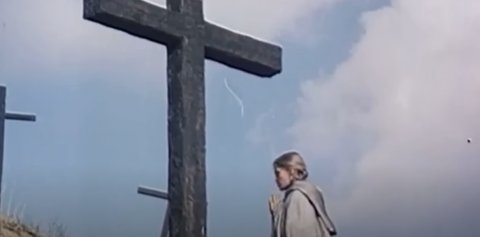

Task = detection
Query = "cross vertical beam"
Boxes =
[166,11,207,237]
[83,0,283,236]
[0,86,36,207]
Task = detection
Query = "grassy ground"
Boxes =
[0,215,67,237]
[0,215,43,237]
[0,187,68,237]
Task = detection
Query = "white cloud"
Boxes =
[204,0,336,42]
[290,0,480,235]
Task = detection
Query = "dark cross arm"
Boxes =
[0,87,36,122]
[84,0,186,46]
[138,185,169,200]
[84,0,282,77]
[5,112,36,122]
[204,23,282,77]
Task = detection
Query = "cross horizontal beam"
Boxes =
[85,0,185,46]
[138,185,169,200]
[204,23,281,77]
[5,112,36,122]
[84,0,282,77]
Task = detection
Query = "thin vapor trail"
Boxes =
[223,77,245,118]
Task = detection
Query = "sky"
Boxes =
[1,0,480,237]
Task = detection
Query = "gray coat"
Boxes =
[271,180,337,237]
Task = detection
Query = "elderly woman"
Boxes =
[269,151,337,237]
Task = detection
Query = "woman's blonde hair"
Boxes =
[273,151,308,180]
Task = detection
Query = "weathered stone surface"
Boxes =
[83,0,283,237]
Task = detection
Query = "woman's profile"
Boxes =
[269,151,337,237]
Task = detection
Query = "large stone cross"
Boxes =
[83,1,282,237]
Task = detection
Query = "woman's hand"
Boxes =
[268,194,281,215]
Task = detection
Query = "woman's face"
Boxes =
[274,166,293,190]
